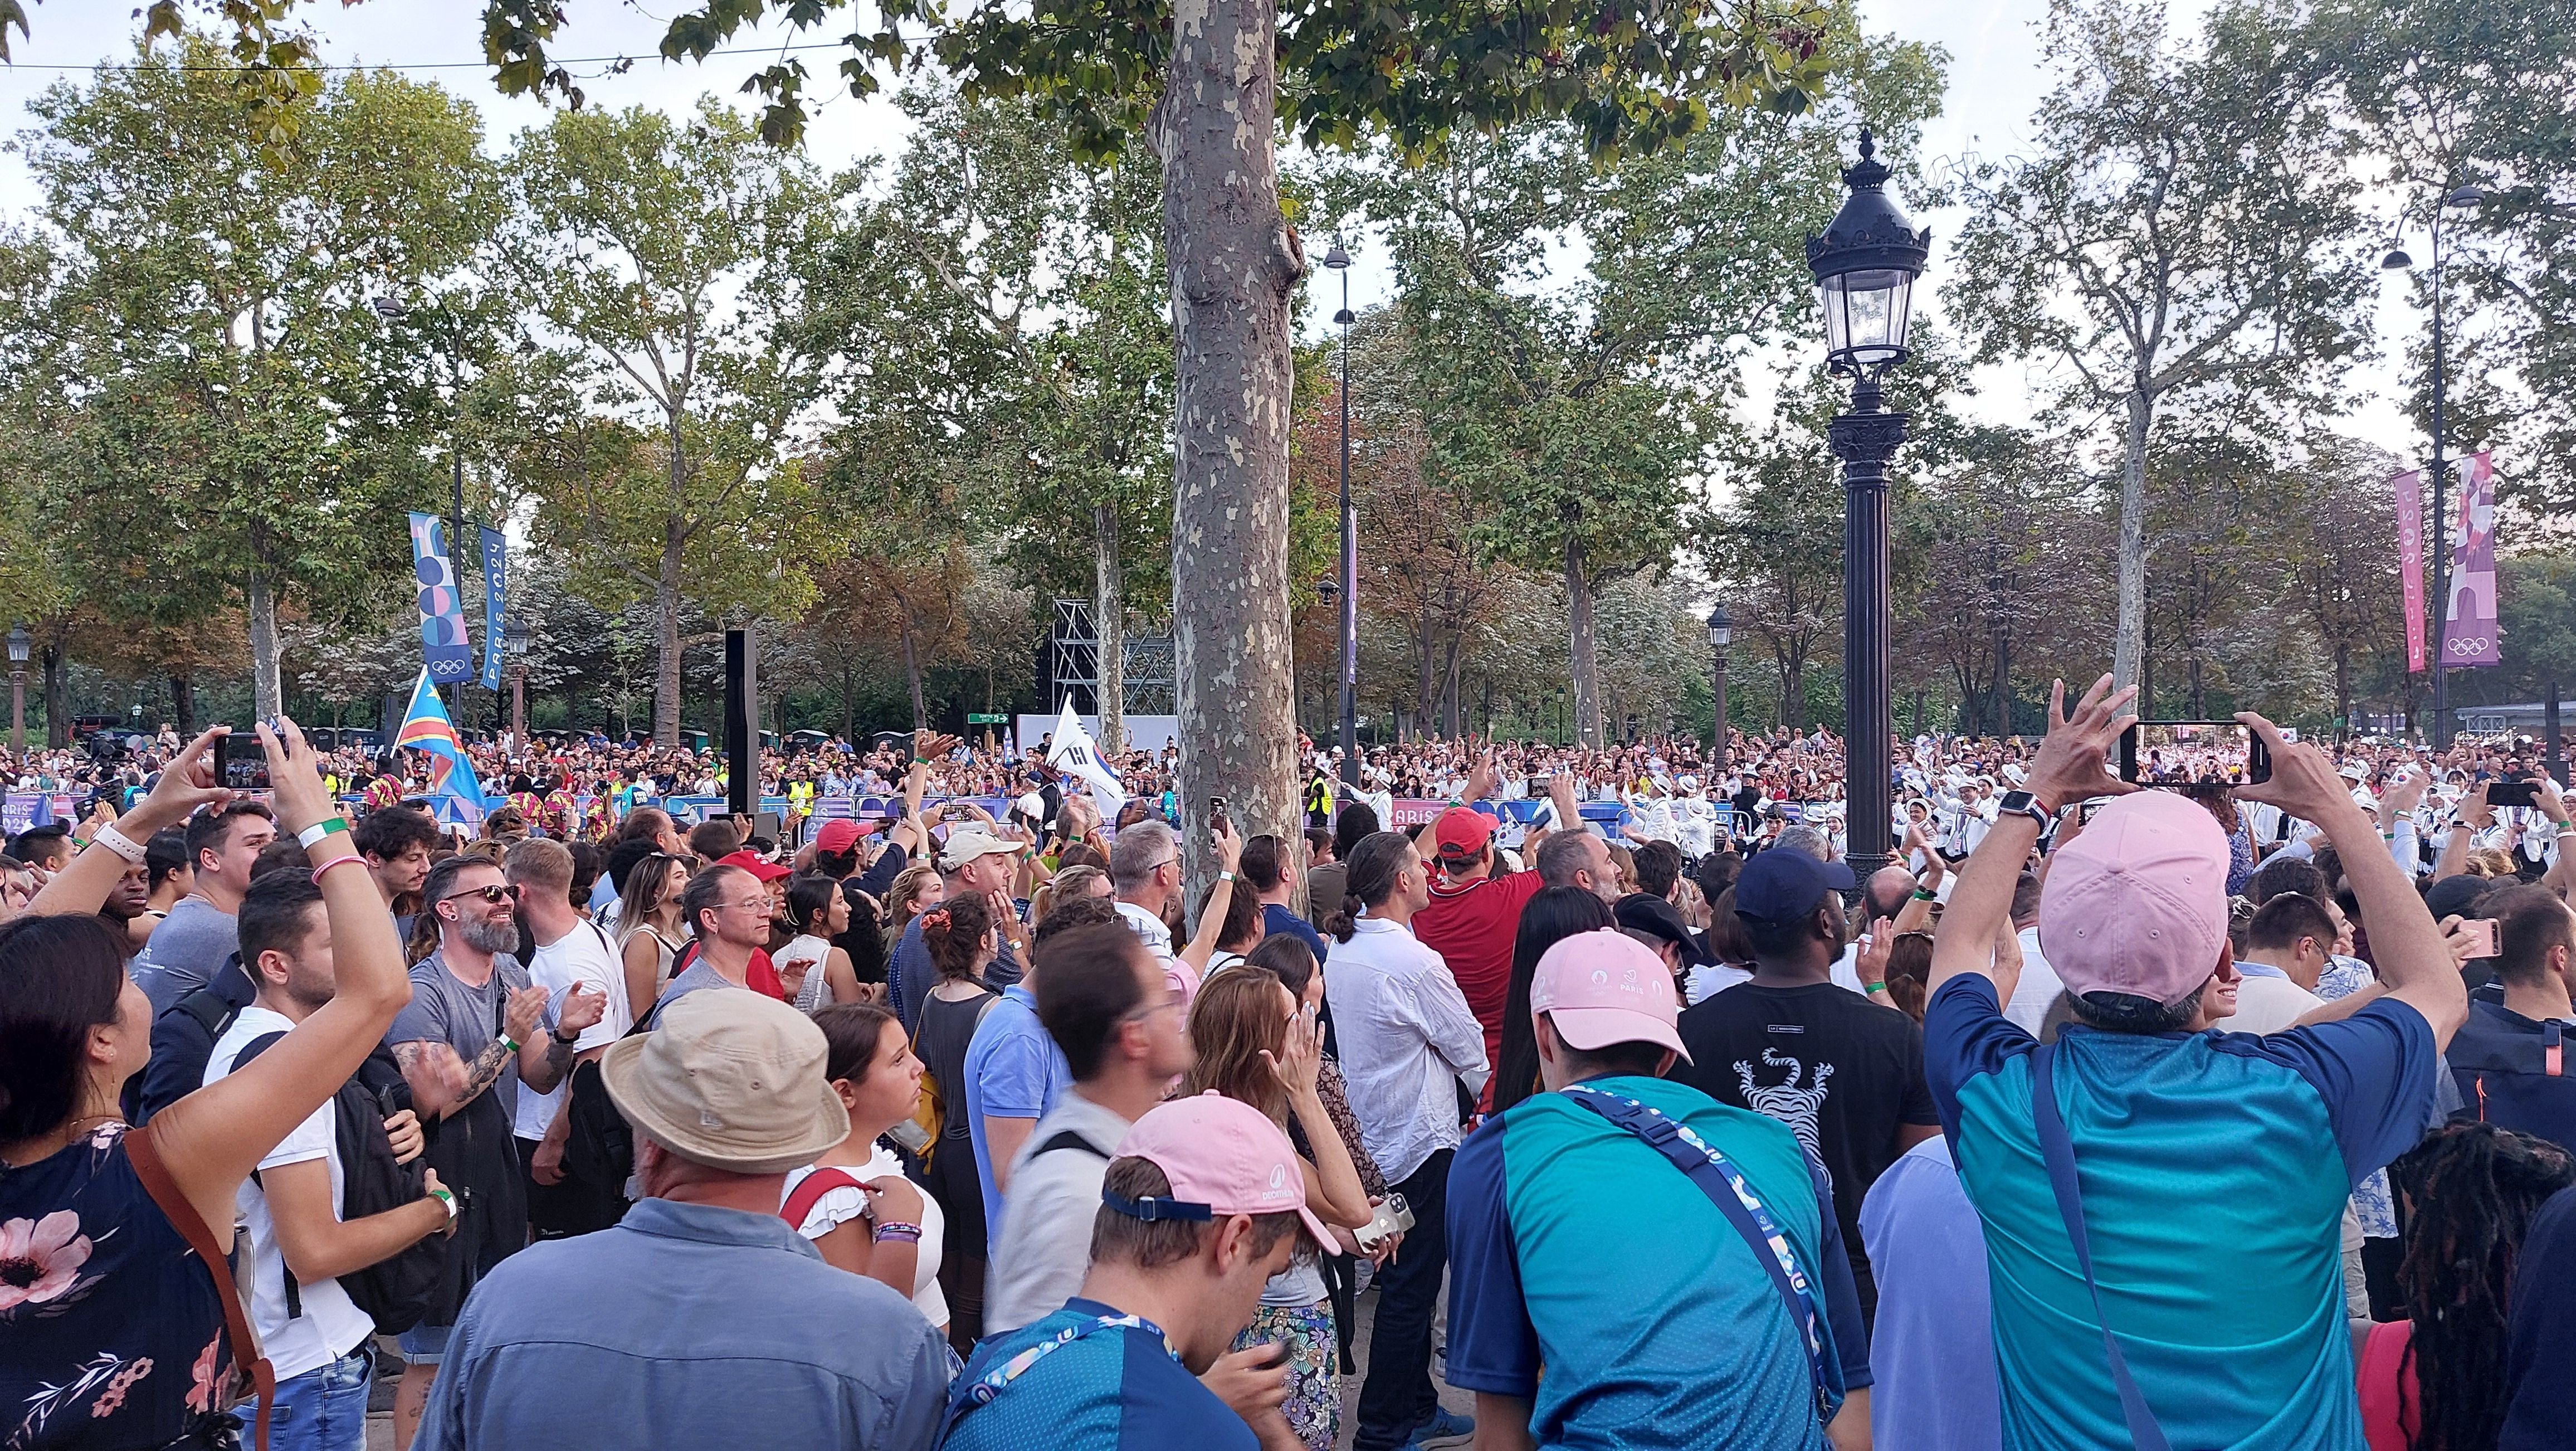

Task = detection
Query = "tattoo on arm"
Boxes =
[453,1037,511,1111]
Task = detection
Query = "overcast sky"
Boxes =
[0,0,2427,463]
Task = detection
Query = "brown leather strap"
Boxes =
[124,1126,274,1451]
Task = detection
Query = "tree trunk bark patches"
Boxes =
[1164,0,1301,923]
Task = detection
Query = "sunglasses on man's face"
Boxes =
[443,883,521,906]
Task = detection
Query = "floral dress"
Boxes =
[0,1124,235,1449]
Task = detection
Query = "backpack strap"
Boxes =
[1560,1086,1835,1421]
[227,1030,307,1321]
[125,1126,275,1451]
[2031,1042,2172,1451]
[174,974,242,1039]
[1033,1131,1109,1160]
[780,1167,869,1230]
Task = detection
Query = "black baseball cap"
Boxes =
[1614,893,1713,966]
[1732,849,1856,925]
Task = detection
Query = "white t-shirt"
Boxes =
[780,1145,949,1328]
[778,933,833,1014]
[2005,926,2068,1035]
[513,921,632,1141]
[2214,971,2325,1036]
[204,1006,377,1383]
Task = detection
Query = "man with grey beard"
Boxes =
[384,852,599,1449]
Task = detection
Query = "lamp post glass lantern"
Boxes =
[505,618,531,744]
[1706,605,1731,771]
[1324,233,1359,786]
[6,625,26,756]
[1808,126,1930,878]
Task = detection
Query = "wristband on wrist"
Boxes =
[1865,981,1887,995]
[1910,888,1936,902]
[310,854,368,888]
[296,816,350,849]
[871,1221,923,1243]
[429,1186,457,1221]
[498,1035,521,1055]
[91,822,149,865]
[551,1027,580,1046]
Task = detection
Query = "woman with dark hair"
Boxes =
[1178,970,1374,1450]
[1882,931,1937,1024]
[1490,888,1616,1116]
[1199,871,1266,977]
[782,1003,944,1332]
[909,892,998,1352]
[777,873,865,1013]
[0,722,416,1450]
[2358,1121,2576,1450]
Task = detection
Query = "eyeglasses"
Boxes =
[442,883,521,906]
[1120,995,1184,1026]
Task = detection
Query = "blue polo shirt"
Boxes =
[938,1298,1255,1451]
[962,983,1071,1247]
[1446,1074,1868,1451]
[1925,973,2438,1450]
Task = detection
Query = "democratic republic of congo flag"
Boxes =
[396,668,486,826]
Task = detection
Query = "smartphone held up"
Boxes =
[2118,721,2271,788]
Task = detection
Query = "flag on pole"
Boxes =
[2441,450,2501,668]
[396,668,486,826]
[407,513,474,684]
[2392,469,2426,673]
[477,526,508,692]
[1045,699,1129,805]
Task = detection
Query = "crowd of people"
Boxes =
[5,689,2576,1451]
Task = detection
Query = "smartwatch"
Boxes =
[1996,790,2052,829]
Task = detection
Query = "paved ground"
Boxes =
[361,1272,1474,1450]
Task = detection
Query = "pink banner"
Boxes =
[2442,450,2500,669]
[2392,469,2425,673]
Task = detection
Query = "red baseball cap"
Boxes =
[716,850,792,883]
[1432,807,1494,861]
[813,819,862,855]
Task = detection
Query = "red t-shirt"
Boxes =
[1413,869,1544,1087]
[747,947,788,1001]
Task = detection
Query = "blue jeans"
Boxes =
[240,1345,372,1451]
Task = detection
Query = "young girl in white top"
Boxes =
[780,1002,947,1332]
[617,852,691,1016]
[779,874,865,1013]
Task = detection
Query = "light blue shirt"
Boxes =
[1860,1136,1999,1451]
[961,983,1070,1250]
[416,1197,950,1451]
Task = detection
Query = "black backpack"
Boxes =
[235,1035,445,1334]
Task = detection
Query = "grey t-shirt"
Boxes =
[386,950,536,1123]
[133,897,241,1016]
[649,958,743,1023]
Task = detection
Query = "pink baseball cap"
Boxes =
[1529,929,1692,1063]
[2038,792,2231,1006]
[1109,1093,1338,1252]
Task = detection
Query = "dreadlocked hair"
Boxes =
[2388,1122,2576,1451]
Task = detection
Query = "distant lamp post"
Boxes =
[505,617,532,746]
[1808,126,1931,878]
[1323,234,1359,786]
[1706,604,1732,772]
[7,625,27,755]
[2383,183,2486,747]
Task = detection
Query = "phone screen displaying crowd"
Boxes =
[2119,721,2272,786]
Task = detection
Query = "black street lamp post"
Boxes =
[2382,183,2484,747]
[7,624,27,756]
[1706,604,1731,773]
[1808,128,1930,879]
[1324,235,1359,787]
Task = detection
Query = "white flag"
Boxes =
[1046,700,1129,805]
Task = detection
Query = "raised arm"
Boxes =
[2236,713,2467,1049]
[1179,820,1243,973]
[148,719,413,1239]
[1931,677,2134,997]
[2432,783,2490,883]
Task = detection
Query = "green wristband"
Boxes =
[1865,982,1888,994]
[296,816,350,849]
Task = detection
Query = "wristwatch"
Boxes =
[1996,790,2052,828]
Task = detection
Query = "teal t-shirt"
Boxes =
[1925,974,2437,1450]
[1446,1074,1868,1451]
